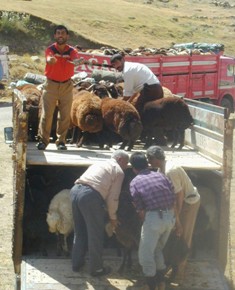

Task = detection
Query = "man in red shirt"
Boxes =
[37,25,83,150]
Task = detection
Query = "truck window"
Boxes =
[227,64,235,77]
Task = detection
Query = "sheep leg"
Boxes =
[118,247,133,274]
[126,249,132,269]
[177,129,185,149]
[62,235,70,257]
[69,126,80,145]
[171,129,179,149]
[119,140,127,150]
[51,107,58,142]
[40,238,48,257]
[56,234,63,256]
[118,248,128,274]
[127,141,134,151]
[76,134,85,147]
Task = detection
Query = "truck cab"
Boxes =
[218,55,235,113]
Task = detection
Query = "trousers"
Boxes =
[70,183,106,274]
[38,79,73,146]
[139,209,175,277]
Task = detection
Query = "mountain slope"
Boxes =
[1,0,235,55]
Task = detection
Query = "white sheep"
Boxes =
[46,189,73,256]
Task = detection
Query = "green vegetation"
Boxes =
[0,12,104,54]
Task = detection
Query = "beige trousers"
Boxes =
[38,79,73,146]
[174,200,200,282]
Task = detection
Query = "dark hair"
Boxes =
[54,25,69,35]
[146,146,165,160]
[110,53,124,64]
[130,152,148,170]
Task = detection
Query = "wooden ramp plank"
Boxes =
[26,142,222,171]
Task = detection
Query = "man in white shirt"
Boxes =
[146,145,200,286]
[70,150,129,277]
[110,53,163,103]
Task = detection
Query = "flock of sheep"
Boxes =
[19,76,194,151]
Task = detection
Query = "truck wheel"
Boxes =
[221,98,233,114]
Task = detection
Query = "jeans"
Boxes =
[139,209,175,277]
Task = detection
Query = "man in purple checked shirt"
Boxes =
[129,152,177,290]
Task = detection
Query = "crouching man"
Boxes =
[70,150,129,277]
[129,152,176,290]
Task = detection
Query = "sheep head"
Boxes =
[46,211,60,233]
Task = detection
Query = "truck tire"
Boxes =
[221,98,233,114]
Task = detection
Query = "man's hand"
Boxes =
[174,220,183,237]
[109,219,120,231]
[46,55,57,64]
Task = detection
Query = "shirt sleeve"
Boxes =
[166,167,182,194]
[106,171,124,220]
[45,47,53,58]
[70,47,81,60]
[129,181,144,211]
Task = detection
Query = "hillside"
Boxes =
[1,0,235,56]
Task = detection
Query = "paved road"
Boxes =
[0,103,15,290]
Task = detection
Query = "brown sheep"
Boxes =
[70,90,103,147]
[19,84,42,141]
[100,97,143,151]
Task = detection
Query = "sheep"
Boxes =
[100,97,143,151]
[106,168,142,274]
[19,84,42,141]
[140,96,194,149]
[46,189,74,256]
[19,84,58,142]
[70,89,103,147]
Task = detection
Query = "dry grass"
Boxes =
[1,0,235,55]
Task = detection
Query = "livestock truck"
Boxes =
[74,50,235,113]
[8,87,235,290]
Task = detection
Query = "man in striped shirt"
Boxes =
[129,152,176,290]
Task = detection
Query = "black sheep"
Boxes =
[141,96,194,149]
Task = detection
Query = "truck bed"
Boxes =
[21,255,230,290]
[26,142,222,171]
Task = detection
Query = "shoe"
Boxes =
[145,276,157,290]
[91,266,112,277]
[57,142,67,150]
[36,141,46,150]
[72,262,85,272]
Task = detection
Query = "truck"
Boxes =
[0,46,9,81]
[8,87,234,289]
[74,51,235,113]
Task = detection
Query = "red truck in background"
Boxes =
[75,51,235,112]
